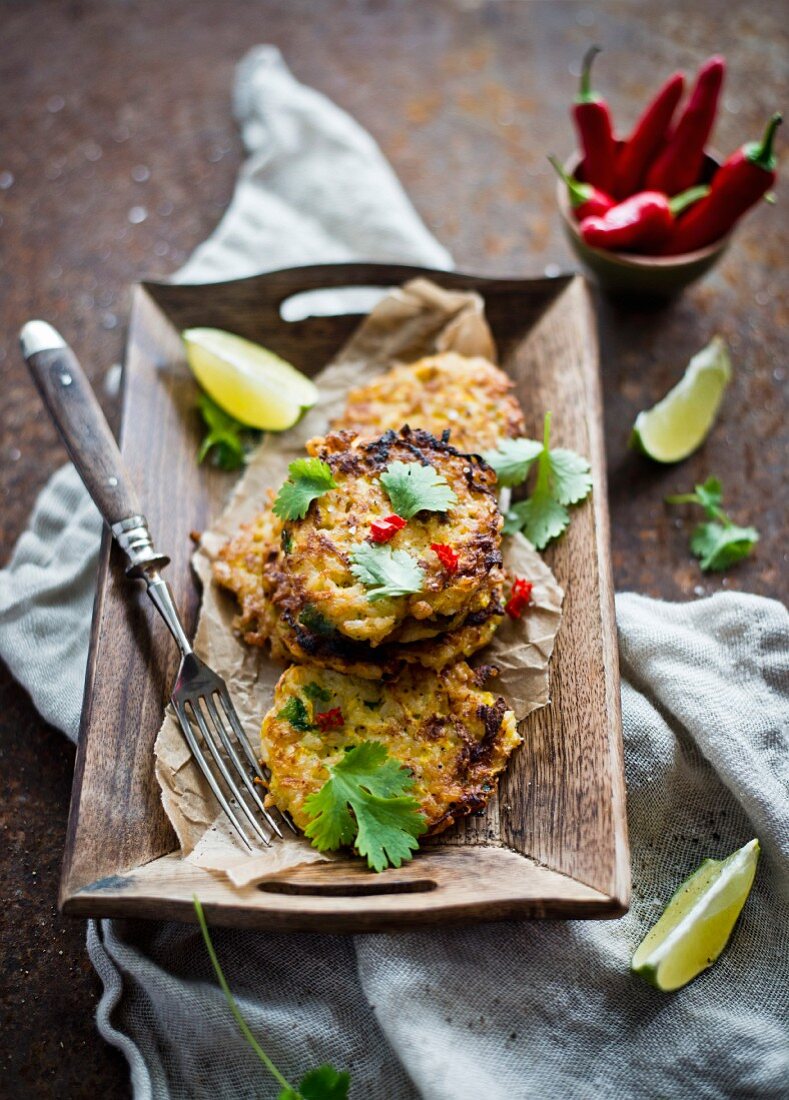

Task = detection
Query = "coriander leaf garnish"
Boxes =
[502,413,592,549]
[194,897,350,1099]
[303,681,332,704]
[507,496,569,551]
[547,448,594,505]
[277,696,314,732]
[303,741,427,872]
[272,458,336,521]
[482,437,543,487]
[349,542,423,601]
[197,393,253,471]
[666,477,759,572]
[689,522,760,572]
[380,460,457,519]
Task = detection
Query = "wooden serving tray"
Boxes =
[60,264,630,932]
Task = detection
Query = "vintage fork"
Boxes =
[20,320,292,851]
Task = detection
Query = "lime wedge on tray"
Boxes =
[183,327,318,431]
[632,838,760,992]
[630,336,732,463]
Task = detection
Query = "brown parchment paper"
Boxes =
[154,280,564,888]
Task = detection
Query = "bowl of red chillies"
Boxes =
[555,48,782,297]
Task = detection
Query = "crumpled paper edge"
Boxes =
[154,279,564,887]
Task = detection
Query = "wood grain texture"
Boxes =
[60,263,630,929]
[24,346,141,525]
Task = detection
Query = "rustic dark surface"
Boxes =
[0,0,786,1095]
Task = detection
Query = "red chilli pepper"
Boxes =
[572,45,617,196]
[431,543,459,573]
[615,71,685,198]
[548,155,615,221]
[645,56,725,195]
[315,707,344,731]
[580,185,709,253]
[665,113,782,255]
[370,514,406,543]
[505,578,533,620]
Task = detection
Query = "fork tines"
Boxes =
[173,669,295,851]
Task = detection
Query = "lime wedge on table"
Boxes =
[630,336,732,463]
[632,838,760,992]
[182,328,318,431]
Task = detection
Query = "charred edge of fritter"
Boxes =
[463,592,505,626]
[311,427,498,496]
[427,789,494,835]
[471,664,499,687]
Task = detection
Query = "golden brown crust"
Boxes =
[273,427,504,646]
[260,661,521,833]
[330,352,526,454]
[213,503,505,678]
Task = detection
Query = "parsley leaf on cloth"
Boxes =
[303,741,427,872]
[349,542,424,601]
[197,393,252,471]
[500,413,593,550]
[279,1066,351,1100]
[482,437,543,487]
[272,458,336,521]
[194,898,350,1100]
[666,476,759,572]
[380,460,457,518]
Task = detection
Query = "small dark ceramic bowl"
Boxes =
[557,152,731,298]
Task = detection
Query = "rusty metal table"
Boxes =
[1,1,786,1095]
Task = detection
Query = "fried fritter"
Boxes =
[273,427,504,646]
[260,661,521,834]
[331,352,526,453]
[213,499,505,678]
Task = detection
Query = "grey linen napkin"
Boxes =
[2,47,787,1100]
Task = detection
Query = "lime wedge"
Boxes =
[630,336,732,463]
[182,328,318,431]
[632,838,760,992]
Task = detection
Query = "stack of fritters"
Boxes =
[331,352,526,453]
[215,426,506,679]
[214,351,527,837]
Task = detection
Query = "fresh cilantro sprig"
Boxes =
[482,437,543,487]
[666,476,759,572]
[197,393,258,471]
[303,742,427,872]
[349,542,424,601]
[273,458,337,521]
[495,413,593,549]
[193,897,350,1099]
[380,461,457,519]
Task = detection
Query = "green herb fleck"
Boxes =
[272,458,337,521]
[277,696,314,732]
[380,460,457,519]
[666,477,759,572]
[303,682,332,705]
[281,528,292,554]
[363,698,382,710]
[299,605,335,636]
[349,542,424,602]
[303,741,427,872]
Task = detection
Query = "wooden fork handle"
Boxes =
[20,320,141,525]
